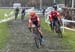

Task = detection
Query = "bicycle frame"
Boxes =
[53,21,63,38]
[32,24,42,48]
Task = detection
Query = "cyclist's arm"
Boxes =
[28,16,32,32]
[57,12,62,19]
[28,16,32,27]
[57,13,63,25]
[49,15,52,22]
[37,16,41,25]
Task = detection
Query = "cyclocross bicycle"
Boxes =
[31,24,44,48]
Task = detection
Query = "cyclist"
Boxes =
[15,7,19,20]
[28,11,44,40]
[49,3,62,32]
[21,8,25,21]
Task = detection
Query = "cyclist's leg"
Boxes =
[33,21,43,38]
[53,20,56,32]
[57,20,63,38]
[15,12,18,20]
[50,21,54,31]
[37,27,43,38]
[37,26,45,47]
[15,13,17,20]
[53,18,60,32]
[21,13,24,20]
[55,19,62,35]
[23,14,25,20]
[21,14,23,20]
[33,22,44,47]
[37,26,45,44]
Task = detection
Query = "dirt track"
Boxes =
[1,19,72,52]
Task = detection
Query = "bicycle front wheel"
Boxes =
[35,38,41,48]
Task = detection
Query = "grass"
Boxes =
[0,23,9,49]
[0,9,27,50]
[0,8,75,52]
[41,18,75,52]
[0,9,11,49]
[63,30,75,52]
[0,9,13,20]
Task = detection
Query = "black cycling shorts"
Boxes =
[32,21,40,28]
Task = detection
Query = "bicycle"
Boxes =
[31,24,44,48]
[53,20,63,38]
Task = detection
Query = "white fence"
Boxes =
[0,7,41,23]
[62,19,75,32]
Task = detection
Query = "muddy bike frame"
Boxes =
[32,25,43,48]
[53,20,63,38]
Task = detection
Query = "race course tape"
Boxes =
[0,16,14,23]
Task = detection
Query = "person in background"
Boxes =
[21,8,26,21]
[42,8,45,16]
[15,7,19,20]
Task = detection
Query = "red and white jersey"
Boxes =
[28,15,40,23]
[49,10,60,21]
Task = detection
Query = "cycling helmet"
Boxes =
[30,11,36,16]
[53,2,57,5]
[53,3,57,10]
